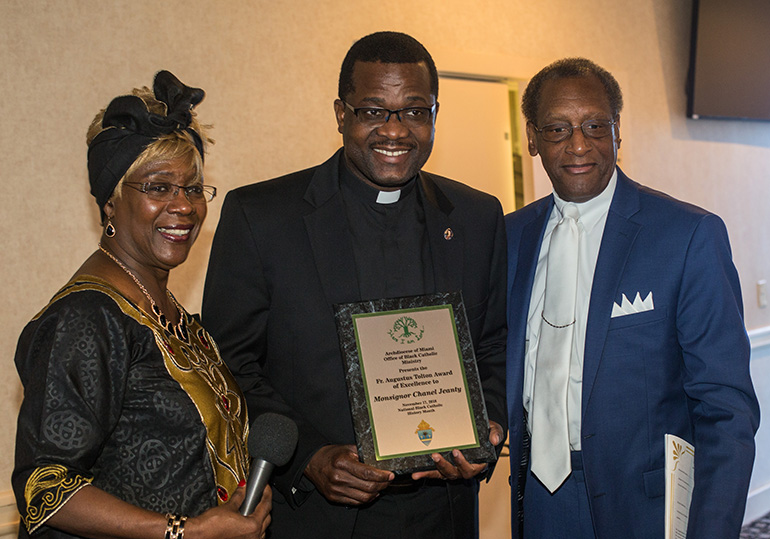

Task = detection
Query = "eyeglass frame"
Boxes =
[342,101,437,127]
[123,181,217,203]
[531,118,618,143]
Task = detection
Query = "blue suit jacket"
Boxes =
[506,169,759,538]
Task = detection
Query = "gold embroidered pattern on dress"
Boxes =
[24,464,92,532]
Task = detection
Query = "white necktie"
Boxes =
[531,203,580,492]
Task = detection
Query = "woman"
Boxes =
[12,71,271,539]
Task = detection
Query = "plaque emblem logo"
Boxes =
[416,420,435,446]
[388,315,424,343]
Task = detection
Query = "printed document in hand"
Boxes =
[665,434,695,539]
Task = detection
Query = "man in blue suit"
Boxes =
[506,57,759,538]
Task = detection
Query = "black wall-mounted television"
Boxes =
[686,0,770,121]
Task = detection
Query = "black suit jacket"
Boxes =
[202,149,507,538]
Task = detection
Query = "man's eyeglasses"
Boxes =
[343,101,436,128]
[532,119,617,143]
[124,181,217,203]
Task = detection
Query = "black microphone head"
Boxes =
[247,413,298,467]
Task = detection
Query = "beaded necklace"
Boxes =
[98,243,186,339]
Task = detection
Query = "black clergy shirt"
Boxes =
[339,160,435,301]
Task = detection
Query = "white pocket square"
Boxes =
[611,292,654,318]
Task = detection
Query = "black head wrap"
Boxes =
[87,70,205,218]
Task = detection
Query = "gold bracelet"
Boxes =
[164,514,187,539]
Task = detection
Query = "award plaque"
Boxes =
[334,292,497,474]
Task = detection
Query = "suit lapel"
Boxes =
[507,199,551,419]
[303,150,361,305]
[509,200,551,348]
[582,170,642,409]
[420,172,463,293]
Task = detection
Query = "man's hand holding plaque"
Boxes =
[304,444,394,505]
[412,421,504,481]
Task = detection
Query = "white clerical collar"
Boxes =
[553,169,617,233]
[376,190,402,204]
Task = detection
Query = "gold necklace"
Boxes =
[98,243,185,338]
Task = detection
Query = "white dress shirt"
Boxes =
[523,170,617,450]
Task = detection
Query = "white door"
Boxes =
[425,77,516,214]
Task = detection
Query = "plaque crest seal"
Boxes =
[416,420,435,446]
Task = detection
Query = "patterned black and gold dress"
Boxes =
[12,276,249,538]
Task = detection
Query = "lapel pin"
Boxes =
[443,228,453,240]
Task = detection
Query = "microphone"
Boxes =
[239,412,298,516]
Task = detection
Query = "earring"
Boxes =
[105,220,116,237]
